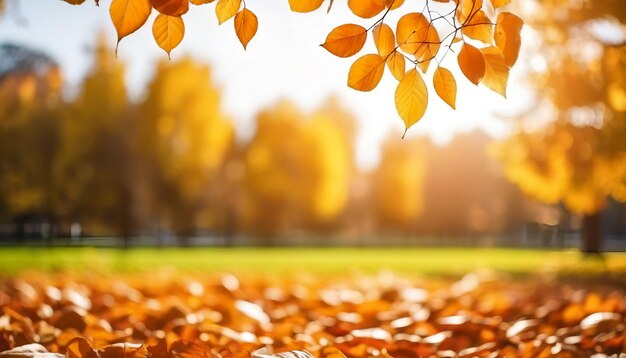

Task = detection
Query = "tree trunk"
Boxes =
[581,211,602,254]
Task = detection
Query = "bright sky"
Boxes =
[0,0,533,169]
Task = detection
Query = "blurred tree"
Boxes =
[138,59,234,240]
[0,44,63,238]
[243,100,353,238]
[373,135,426,233]
[58,37,136,241]
[496,0,626,253]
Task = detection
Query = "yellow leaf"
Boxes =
[433,67,456,109]
[110,0,152,47]
[150,0,188,16]
[386,51,405,81]
[348,0,384,19]
[152,14,184,59]
[234,8,258,49]
[458,43,484,85]
[481,47,509,97]
[462,10,493,44]
[191,0,214,3]
[495,12,523,68]
[373,23,395,56]
[396,13,440,64]
[288,0,324,12]
[347,54,386,92]
[490,0,510,8]
[395,68,428,131]
[383,0,404,10]
[457,0,482,24]
[321,24,367,58]
[216,0,241,24]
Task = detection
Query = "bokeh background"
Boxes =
[0,0,625,254]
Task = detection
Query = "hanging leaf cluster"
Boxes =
[320,0,523,132]
[64,0,258,57]
[62,0,523,133]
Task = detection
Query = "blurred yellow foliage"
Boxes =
[374,136,425,230]
[139,58,234,233]
[243,100,353,235]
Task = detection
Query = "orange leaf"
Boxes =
[494,12,523,68]
[383,0,404,10]
[321,24,367,58]
[373,23,395,56]
[66,337,97,358]
[457,0,483,25]
[110,0,152,48]
[396,13,440,63]
[458,43,485,85]
[386,51,405,81]
[150,0,188,16]
[288,0,324,12]
[348,0,384,19]
[320,347,347,358]
[216,0,241,24]
[490,0,510,9]
[152,14,184,58]
[348,54,386,92]
[433,67,456,109]
[481,47,509,97]
[462,10,493,44]
[234,8,258,49]
[191,0,214,3]
[395,68,428,131]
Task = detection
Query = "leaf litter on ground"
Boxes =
[0,270,625,357]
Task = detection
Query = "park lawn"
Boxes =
[0,247,625,277]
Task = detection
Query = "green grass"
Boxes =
[0,247,625,277]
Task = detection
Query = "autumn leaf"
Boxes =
[234,8,258,49]
[386,51,405,81]
[382,0,404,10]
[457,0,483,25]
[395,68,428,132]
[458,43,485,85]
[348,0,384,19]
[481,47,509,97]
[462,10,493,44]
[495,12,523,68]
[152,14,184,59]
[150,0,188,16]
[66,337,97,358]
[490,0,510,9]
[110,0,152,51]
[433,66,456,109]
[216,0,241,24]
[321,24,367,58]
[396,13,440,66]
[347,54,386,91]
[320,347,348,358]
[288,0,324,13]
[190,0,214,3]
[373,23,395,56]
